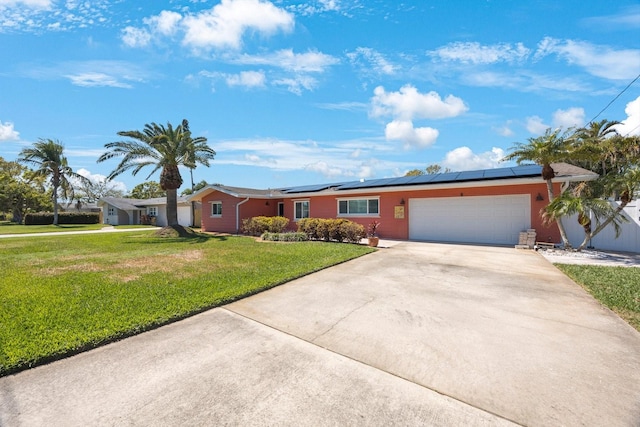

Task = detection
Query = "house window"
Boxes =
[108,207,115,216]
[211,201,222,217]
[338,197,379,216]
[294,200,309,221]
[147,207,158,217]
[278,202,284,217]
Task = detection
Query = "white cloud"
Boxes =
[233,49,339,73]
[534,37,640,80]
[429,42,530,64]
[273,75,318,95]
[614,95,640,136]
[0,120,20,140]
[371,84,468,120]
[493,122,515,137]
[225,70,266,88]
[181,0,294,51]
[385,120,439,149]
[552,107,585,129]
[0,0,51,8]
[121,26,152,48]
[144,10,182,36]
[64,72,133,88]
[346,47,398,76]
[442,147,505,171]
[291,0,342,16]
[526,116,549,134]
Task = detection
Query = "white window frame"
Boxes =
[294,200,310,221]
[147,206,158,217]
[337,197,380,217]
[107,206,115,216]
[210,201,222,217]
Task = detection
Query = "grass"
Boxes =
[0,231,373,376]
[556,264,640,332]
[0,222,105,234]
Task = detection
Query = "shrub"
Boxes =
[298,218,366,244]
[24,212,100,225]
[242,216,290,236]
[261,232,309,242]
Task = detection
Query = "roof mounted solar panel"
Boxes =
[483,168,516,179]
[512,164,542,176]
[456,170,485,181]
[424,172,461,183]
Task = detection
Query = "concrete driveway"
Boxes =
[1,242,639,426]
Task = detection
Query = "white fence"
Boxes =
[563,200,640,253]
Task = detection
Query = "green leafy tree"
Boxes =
[181,180,209,196]
[0,157,52,223]
[405,164,451,176]
[98,121,214,227]
[18,139,89,225]
[544,128,640,250]
[128,181,166,199]
[503,128,574,248]
[182,119,215,225]
[74,176,125,203]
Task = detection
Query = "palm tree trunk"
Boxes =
[166,189,178,226]
[546,179,571,249]
[52,185,59,226]
[190,169,195,227]
[576,202,628,251]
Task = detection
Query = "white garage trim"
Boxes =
[409,195,531,245]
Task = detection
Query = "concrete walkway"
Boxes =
[1,242,639,426]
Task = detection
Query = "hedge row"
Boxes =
[242,216,289,236]
[25,212,100,225]
[261,232,309,242]
[297,218,366,244]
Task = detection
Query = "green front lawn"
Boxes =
[0,222,107,234]
[556,264,640,332]
[0,232,374,375]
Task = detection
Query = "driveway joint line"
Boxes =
[221,307,525,426]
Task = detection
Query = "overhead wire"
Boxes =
[587,72,640,126]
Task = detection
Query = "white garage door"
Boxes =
[409,195,531,245]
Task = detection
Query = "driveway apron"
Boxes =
[1,241,639,426]
[228,242,640,426]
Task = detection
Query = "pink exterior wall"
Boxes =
[200,182,561,241]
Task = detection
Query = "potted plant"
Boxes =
[367,221,380,247]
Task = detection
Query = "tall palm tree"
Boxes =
[182,119,216,226]
[572,119,621,175]
[18,138,88,225]
[97,121,214,227]
[503,128,573,248]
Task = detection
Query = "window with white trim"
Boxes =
[338,197,379,216]
[147,206,158,216]
[108,207,115,216]
[294,200,309,221]
[210,201,222,217]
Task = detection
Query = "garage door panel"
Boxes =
[409,195,530,245]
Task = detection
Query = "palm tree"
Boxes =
[97,121,214,227]
[18,139,88,225]
[503,128,573,248]
[182,119,216,226]
[543,168,640,250]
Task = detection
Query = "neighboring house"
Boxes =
[188,163,600,247]
[58,201,101,213]
[98,196,201,227]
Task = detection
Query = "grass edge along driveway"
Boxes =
[0,231,374,376]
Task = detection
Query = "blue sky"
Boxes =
[1,0,639,194]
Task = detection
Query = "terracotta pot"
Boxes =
[368,237,379,247]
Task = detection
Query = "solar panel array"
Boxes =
[280,164,542,193]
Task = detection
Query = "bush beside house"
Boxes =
[25,212,100,225]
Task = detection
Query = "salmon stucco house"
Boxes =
[188,163,597,246]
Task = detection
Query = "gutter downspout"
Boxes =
[236,197,250,234]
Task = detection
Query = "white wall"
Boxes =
[564,201,640,253]
[150,204,192,227]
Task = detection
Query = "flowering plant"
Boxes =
[367,221,380,237]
